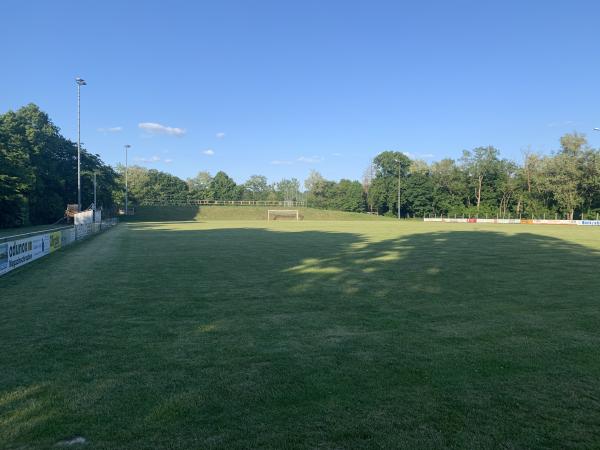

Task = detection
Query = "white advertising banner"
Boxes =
[75,223,93,238]
[444,218,470,223]
[423,218,584,225]
[0,234,50,276]
[1,219,118,278]
[61,228,76,246]
[0,242,8,275]
[74,210,94,225]
[473,219,520,224]
[532,219,578,225]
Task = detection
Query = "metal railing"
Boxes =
[136,199,307,207]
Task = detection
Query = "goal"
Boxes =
[267,210,300,221]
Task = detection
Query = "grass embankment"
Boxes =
[0,224,71,239]
[1,221,599,448]
[129,205,392,222]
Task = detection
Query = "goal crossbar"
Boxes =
[267,209,300,221]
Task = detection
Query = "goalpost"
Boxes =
[267,210,300,221]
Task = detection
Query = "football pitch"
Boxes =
[1,219,599,449]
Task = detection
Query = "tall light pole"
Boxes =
[93,172,97,210]
[75,77,86,211]
[397,159,402,220]
[124,144,131,215]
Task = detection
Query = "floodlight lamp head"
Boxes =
[594,127,600,131]
[76,77,87,86]
[124,144,131,149]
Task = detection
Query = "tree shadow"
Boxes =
[2,224,600,448]
[125,206,201,222]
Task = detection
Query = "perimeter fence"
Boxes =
[0,218,118,277]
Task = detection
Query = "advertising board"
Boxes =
[0,242,8,275]
[74,210,94,225]
[49,231,62,252]
[0,234,50,275]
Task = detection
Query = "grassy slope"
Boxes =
[1,221,600,449]
[129,205,393,222]
[0,224,71,239]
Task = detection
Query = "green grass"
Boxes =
[1,219,600,449]
[0,224,71,239]
[129,205,393,222]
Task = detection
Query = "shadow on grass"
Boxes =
[124,206,201,222]
[2,224,600,448]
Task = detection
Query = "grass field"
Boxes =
[1,213,600,449]
[128,205,394,222]
[0,224,71,239]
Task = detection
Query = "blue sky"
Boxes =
[3,0,600,184]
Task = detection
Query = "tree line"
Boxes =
[129,134,600,220]
[120,167,308,205]
[2,104,600,228]
[362,136,600,219]
[0,104,119,228]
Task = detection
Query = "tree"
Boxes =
[460,146,501,213]
[404,161,433,217]
[243,175,269,200]
[430,159,467,216]
[209,171,238,200]
[0,110,34,226]
[332,179,365,212]
[305,170,328,207]
[0,104,120,227]
[275,178,301,202]
[370,151,411,215]
[187,171,213,199]
[560,132,587,156]
[496,159,519,217]
[362,164,375,212]
[543,155,582,219]
[579,149,600,218]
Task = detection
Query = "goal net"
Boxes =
[267,210,300,221]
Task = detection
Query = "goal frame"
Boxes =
[267,209,300,221]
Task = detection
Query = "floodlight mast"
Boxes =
[93,172,97,210]
[75,77,86,211]
[397,159,402,220]
[124,145,131,215]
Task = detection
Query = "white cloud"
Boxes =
[164,158,173,163]
[270,160,293,165]
[332,152,342,157]
[402,151,413,158]
[97,126,122,133]
[203,149,215,156]
[138,122,186,136]
[297,156,323,163]
[134,155,161,163]
[547,120,574,128]
[216,132,226,139]
[420,153,435,159]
